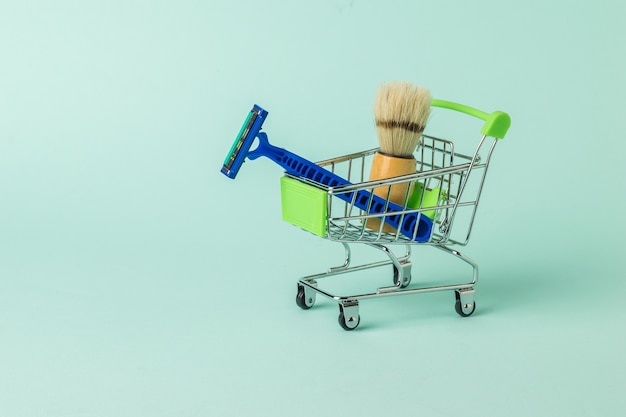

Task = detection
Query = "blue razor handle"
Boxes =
[248,132,433,242]
[221,104,432,241]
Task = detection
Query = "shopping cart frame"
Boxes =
[287,100,510,330]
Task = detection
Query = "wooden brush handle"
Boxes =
[367,152,417,233]
[369,152,417,204]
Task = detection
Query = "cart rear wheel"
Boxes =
[296,285,315,310]
[393,265,411,288]
[454,291,476,317]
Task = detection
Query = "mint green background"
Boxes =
[1,1,625,416]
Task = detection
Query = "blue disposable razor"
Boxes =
[221,105,433,242]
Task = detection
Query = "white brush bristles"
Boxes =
[374,81,432,157]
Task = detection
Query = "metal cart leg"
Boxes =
[432,244,479,317]
[328,242,351,273]
[372,244,412,292]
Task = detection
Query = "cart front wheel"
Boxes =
[296,285,315,310]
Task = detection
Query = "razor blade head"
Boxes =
[221,104,268,179]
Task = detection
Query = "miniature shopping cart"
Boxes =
[221,99,510,330]
[281,100,510,330]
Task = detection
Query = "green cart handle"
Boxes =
[431,99,511,139]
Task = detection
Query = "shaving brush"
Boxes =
[368,81,431,232]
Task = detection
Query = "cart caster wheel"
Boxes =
[338,311,360,331]
[393,265,411,288]
[296,285,315,310]
[338,301,360,331]
[455,290,476,317]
